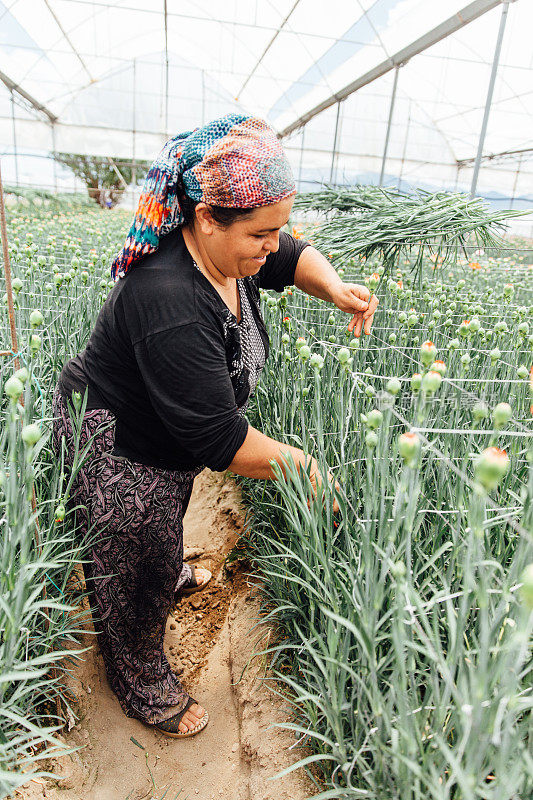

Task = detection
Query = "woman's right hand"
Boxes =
[308,457,341,514]
[227,427,341,513]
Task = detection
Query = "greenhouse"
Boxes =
[0,1,532,799]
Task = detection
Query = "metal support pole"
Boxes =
[298,126,306,192]
[509,152,523,209]
[163,0,169,136]
[397,101,411,190]
[51,122,57,193]
[132,58,137,207]
[470,1,510,198]
[379,65,399,187]
[201,70,206,125]
[329,101,341,184]
[10,90,19,186]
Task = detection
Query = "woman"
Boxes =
[52,113,378,739]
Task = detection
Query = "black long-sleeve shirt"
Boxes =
[58,227,310,472]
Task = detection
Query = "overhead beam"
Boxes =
[457,146,533,167]
[236,0,301,99]
[0,68,58,124]
[278,0,504,139]
[43,0,93,83]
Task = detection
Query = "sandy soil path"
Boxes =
[14,470,318,800]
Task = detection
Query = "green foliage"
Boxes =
[50,152,150,208]
[4,185,93,212]
[234,244,533,798]
[1,195,532,798]
[294,185,529,279]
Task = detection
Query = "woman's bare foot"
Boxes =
[178,702,206,733]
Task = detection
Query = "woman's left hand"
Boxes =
[331,283,379,337]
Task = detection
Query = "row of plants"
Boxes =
[0,190,531,798]
[234,192,532,798]
[0,201,129,797]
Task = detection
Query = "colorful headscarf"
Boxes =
[110,113,295,280]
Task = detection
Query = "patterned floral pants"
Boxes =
[52,386,204,724]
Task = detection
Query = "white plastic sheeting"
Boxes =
[0,0,531,207]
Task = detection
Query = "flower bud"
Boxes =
[366,409,383,430]
[310,353,324,372]
[337,347,350,364]
[517,365,528,380]
[14,367,29,384]
[22,424,41,446]
[492,402,512,429]
[468,317,480,333]
[458,321,470,338]
[448,338,460,351]
[12,277,23,294]
[431,360,446,376]
[490,347,501,364]
[29,334,41,352]
[29,309,43,328]
[299,345,311,361]
[422,370,442,394]
[386,377,401,396]
[295,337,306,350]
[365,431,378,450]
[398,432,421,466]
[4,375,24,400]
[410,373,422,392]
[54,504,66,522]
[366,273,380,292]
[472,401,488,422]
[420,341,437,368]
[474,447,509,491]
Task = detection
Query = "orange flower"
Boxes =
[469,261,481,270]
[397,280,403,289]
[292,226,303,239]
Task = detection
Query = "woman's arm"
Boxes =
[227,424,313,479]
[293,246,379,337]
[227,424,340,511]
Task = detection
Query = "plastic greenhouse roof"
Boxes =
[0,0,532,197]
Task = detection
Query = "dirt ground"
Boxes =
[14,469,319,800]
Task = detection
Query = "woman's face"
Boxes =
[195,195,295,279]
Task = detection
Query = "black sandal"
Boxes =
[152,696,209,738]
[175,564,212,597]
